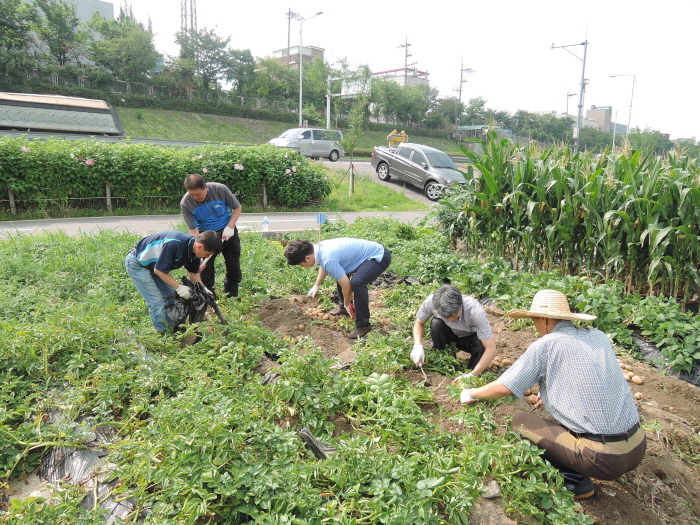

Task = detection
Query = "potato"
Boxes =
[527,394,539,404]
[625,374,632,381]
[297,325,305,331]
[631,376,643,385]
[634,392,643,400]
[531,385,539,395]
[624,365,633,371]
[501,358,512,366]
[323,314,330,320]
[524,388,532,396]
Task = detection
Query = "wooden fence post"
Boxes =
[105,182,112,213]
[8,189,16,216]
[262,179,268,208]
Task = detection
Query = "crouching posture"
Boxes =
[460,289,646,499]
[125,230,222,332]
[285,238,391,339]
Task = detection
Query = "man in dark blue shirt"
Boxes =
[125,230,222,332]
[181,174,242,298]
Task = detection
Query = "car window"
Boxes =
[425,152,457,169]
[411,151,427,166]
[280,129,300,138]
[299,130,312,139]
[397,147,413,160]
[313,130,341,141]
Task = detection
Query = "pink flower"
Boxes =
[285,169,290,174]
[21,146,30,152]
[289,181,293,185]
[292,167,297,172]
[85,159,95,165]
[202,168,208,173]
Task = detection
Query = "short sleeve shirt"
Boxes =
[416,294,493,340]
[180,182,241,232]
[133,231,201,274]
[499,321,640,435]
[315,238,385,282]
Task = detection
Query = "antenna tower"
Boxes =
[181,0,198,33]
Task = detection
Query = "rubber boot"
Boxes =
[559,469,595,500]
[223,281,238,298]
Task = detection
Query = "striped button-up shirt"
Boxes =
[499,321,640,435]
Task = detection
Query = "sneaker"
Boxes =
[560,470,595,500]
[347,325,372,339]
[329,307,349,316]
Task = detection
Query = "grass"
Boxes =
[117,107,463,154]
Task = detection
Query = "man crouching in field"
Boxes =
[125,230,222,332]
[459,289,646,499]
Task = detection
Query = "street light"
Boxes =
[298,11,323,127]
[610,74,636,135]
[566,89,577,115]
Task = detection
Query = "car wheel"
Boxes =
[424,181,443,201]
[377,162,391,181]
[328,150,339,162]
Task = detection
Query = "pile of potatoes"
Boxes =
[487,356,513,372]
[618,359,645,400]
[523,384,540,405]
[304,307,339,322]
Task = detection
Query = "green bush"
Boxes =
[0,138,332,209]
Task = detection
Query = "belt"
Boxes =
[571,422,640,443]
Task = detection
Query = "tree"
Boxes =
[87,4,158,83]
[628,127,674,155]
[31,0,91,66]
[463,96,487,125]
[175,26,231,91]
[0,0,36,88]
[252,57,297,100]
[226,48,255,95]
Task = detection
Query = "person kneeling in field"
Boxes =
[285,238,391,339]
[125,230,222,332]
[460,289,646,499]
[410,285,497,377]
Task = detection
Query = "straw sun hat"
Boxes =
[506,289,597,322]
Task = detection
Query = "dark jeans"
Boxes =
[430,317,486,369]
[337,247,391,328]
[199,227,242,290]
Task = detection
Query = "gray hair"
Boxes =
[432,285,463,318]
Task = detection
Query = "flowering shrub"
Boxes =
[0,137,332,208]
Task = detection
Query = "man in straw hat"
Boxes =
[410,284,497,376]
[459,289,646,500]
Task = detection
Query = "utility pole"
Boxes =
[456,58,474,127]
[552,39,588,154]
[566,89,577,115]
[397,36,411,86]
[285,9,302,67]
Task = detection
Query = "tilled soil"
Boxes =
[257,294,700,525]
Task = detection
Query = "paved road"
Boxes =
[320,159,434,206]
[0,210,431,239]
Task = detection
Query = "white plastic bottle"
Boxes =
[263,216,269,232]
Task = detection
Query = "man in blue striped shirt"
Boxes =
[125,230,222,332]
[459,289,646,500]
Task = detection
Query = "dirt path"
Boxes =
[257,294,700,525]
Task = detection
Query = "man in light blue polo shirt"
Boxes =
[285,238,391,339]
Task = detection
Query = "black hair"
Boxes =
[195,230,223,254]
[285,239,314,265]
[184,174,206,191]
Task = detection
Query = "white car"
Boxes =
[269,127,344,162]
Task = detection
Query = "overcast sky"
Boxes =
[128,0,699,140]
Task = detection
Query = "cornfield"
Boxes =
[438,133,700,307]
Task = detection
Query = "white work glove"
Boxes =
[222,226,236,241]
[176,285,191,299]
[452,372,474,384]
[307,284,320,298]
[202,285,214,297]
[410,344,425,366]
[460,388,477,404]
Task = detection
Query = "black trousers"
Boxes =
[430,317,485,369]
[337,247,391,328]
[199,227,242,290]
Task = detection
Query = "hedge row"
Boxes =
[0,137,332,208]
